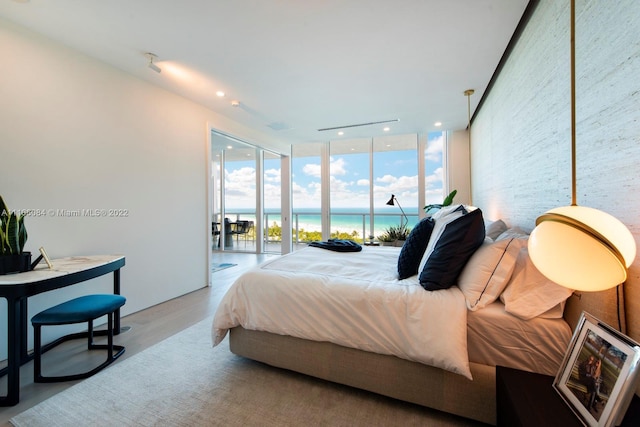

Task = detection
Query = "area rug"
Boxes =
[10,318,477,427]
[211,262,237,273]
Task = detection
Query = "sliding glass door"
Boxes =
[211,130,285,254]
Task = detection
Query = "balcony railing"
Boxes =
[219,211,420,250]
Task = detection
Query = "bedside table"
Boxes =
[496,366,640,427]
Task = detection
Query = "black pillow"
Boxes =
[397,217,434,279]
[419,208,485,291]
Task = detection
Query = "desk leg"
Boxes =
[114,268,121,334]
[19,298,28,362]
[0,298,22,406]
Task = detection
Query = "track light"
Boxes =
[145,53,161,73]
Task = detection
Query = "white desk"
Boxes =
[0,255,125,406]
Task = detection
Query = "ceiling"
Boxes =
[1,0,530,149]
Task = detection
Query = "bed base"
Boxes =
[229,327,497,425]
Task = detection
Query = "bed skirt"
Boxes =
[229,327,497,425]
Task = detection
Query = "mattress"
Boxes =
[467,300,572,376]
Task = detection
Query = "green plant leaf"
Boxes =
[6,213,20,254]
[0,221,7,255]
[18,215,27,253]
[0,196,28,255]
[424,189,457,213]
[442,189,457,207]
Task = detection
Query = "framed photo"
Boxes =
[39,246,53,269]
[554,312,640,426]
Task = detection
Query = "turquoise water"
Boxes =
[227,207,421,239]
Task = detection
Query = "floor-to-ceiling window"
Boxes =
[288,132,444,249]
[263,151,282,253]
[372,134,419,241]
[424,131,446,209]
[329,138,370,242]
[291,142,324,245]
[214,131,445,253]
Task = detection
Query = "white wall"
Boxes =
[0,18,279,355]
[446,129,471,207]
[471,0,640,341]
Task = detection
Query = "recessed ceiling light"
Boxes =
[434,122,442,127]
[226,145,233,149]
[338,131,344,136]
[216,91,225,97]
[383,127,390,132]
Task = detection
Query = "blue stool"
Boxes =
[31,294,126,382]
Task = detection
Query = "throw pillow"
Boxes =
[397,217,435,279]
[417,204,467,273]
[457,237,525,311]
[419,207,486,291]
[500,246,574,320]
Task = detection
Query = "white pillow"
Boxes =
[536,301,567,319]
[484,219,508,241]
[500,246,574,320]
[495,226,530,241]
[458,237,525,311]
[417,205,465,273]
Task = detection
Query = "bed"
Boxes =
[212,207,623,425]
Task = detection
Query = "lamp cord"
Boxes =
[616,284,623,332]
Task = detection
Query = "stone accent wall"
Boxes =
[472,0,640,341]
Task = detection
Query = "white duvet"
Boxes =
[212,246,472,379]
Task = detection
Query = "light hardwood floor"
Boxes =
[0,252,272,425]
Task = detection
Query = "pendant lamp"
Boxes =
[527,0,636,292]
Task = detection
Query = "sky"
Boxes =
[220,132,445,213]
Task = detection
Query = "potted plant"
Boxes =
[378,224,411,247]
[424,189,458,215]
[392,224,410,247]
[377,229,396,246]
[0,195,30,275]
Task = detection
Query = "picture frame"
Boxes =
[39,246,53,269]
[554,311,640,427]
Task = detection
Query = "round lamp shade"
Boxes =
[528,205,636,292]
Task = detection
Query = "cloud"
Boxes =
[302,162,321,178]
[373,174,420,205]
[329,157,347,176]
[263,167,281,183]
[376,174,397,184]
[223,167,256,207]
[426,133,444,162]
[426,167,443,185]
[301,156,348,179]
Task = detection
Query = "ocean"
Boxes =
[225,207,421,240]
